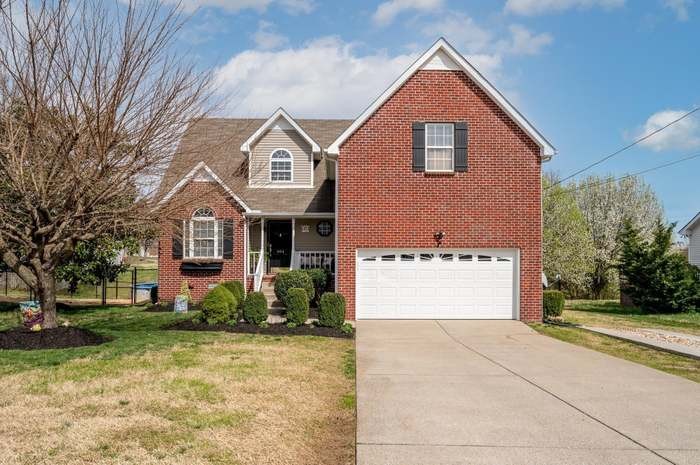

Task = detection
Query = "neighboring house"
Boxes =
[156,38,556,322]
[680,212,700,267]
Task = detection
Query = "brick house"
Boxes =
[156,39,556,322]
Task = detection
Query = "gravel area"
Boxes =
[612,327,700,349]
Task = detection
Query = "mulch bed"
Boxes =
[0,326,109,350]
[145,302,202,313]
[165,319,353,339]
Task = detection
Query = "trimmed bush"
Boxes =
[221,280,245,315]
[543,290,565,319]
[304,268,328,304]
[274,270,314,306]
[318,292,346,328]
[285,288,309,326]
[243,291,268,326]
[201,285,237,325]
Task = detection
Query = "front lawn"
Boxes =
[562,299,700,335]
[531,299,700,383]
[0,306,355,464]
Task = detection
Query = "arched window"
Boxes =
[185,207,222,258]
[270,149,293,182]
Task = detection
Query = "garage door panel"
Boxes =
[357,248,516,320]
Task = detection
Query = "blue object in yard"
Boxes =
[134,282,157,290]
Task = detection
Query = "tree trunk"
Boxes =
[37,271,58,329]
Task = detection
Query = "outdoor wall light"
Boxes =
[434,231,446,246]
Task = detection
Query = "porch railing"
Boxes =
[253,251,265,292]
[248,251,261,275]
[295,251,334,272]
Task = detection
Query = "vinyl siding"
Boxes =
[294,219,334,251]
[689,230,700,267]
[249,129,313,187]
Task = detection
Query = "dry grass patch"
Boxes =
[0,308,355,465]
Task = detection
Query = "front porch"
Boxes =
[246,216,335,293]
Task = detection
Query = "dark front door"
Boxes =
[267,220,292,269]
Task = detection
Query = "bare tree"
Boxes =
[0,0,212,327]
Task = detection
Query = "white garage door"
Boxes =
[356,249,517,319]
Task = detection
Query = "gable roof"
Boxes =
[157,161,252,212]
[240,108,321,154]
[680,211,700,236]
[327,38,556,160]
[157,118,352,214]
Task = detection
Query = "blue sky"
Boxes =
[166,0,699,230]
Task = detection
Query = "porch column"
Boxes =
[260,218,265,274]
[291,217,296,269]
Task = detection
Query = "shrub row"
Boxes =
[196,274,347,329]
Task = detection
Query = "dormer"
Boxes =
[241,108,320,188]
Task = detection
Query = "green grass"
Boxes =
[0,305,355,464]
[0,305,215,375]
[563,299,700,335]
[532,323,700,383]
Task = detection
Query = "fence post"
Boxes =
[131,268,137,305]
[115,275,119,300]
[4,272,7,297]
[101,278,107,305]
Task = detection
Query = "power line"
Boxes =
[547,150,700,196]
[547,106,700,189]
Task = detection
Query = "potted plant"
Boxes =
[174,280,193,313]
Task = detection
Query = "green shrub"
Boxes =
[221,280,245,315]
[243,292,268,326]
[341,323,354,336]
[543,290,565,319]
[285,288,309,326]
[201,285,237,325]
[304,268,328,304]
[274,270,314,306]
[318,292,346,328]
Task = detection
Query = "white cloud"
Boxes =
[504,0,625,16]
[372,0,444,26]
[506,24,553,55]
[633,109,700,152]
[213,37,417,118]
[155,0,314,14]
[253,21,288,50]
[663,0,692,21]
[420,15,552,77]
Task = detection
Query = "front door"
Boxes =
[267,220,292,270]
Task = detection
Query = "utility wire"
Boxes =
[547,106,700,189]
[547,150,700,196]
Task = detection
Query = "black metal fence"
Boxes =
[1,268,158,305]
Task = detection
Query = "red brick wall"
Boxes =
[337,69,543,322]
[158,182,246,301]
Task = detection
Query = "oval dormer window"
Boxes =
[270,149,292,182]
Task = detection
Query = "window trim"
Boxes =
[425,123,454,173]
[269,148,294,183]
[185,208,223,259]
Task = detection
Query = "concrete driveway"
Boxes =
[356,320,700,465]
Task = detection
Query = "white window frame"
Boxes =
[269,148,293,183]
[425,123,454,173]
[185,208,223,259]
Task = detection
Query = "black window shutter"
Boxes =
[412,122,425,172]
[454,122,468,172]
[172,220,183,259]
[223,219,234,259]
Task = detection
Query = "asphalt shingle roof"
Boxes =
[159,118,352,214]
